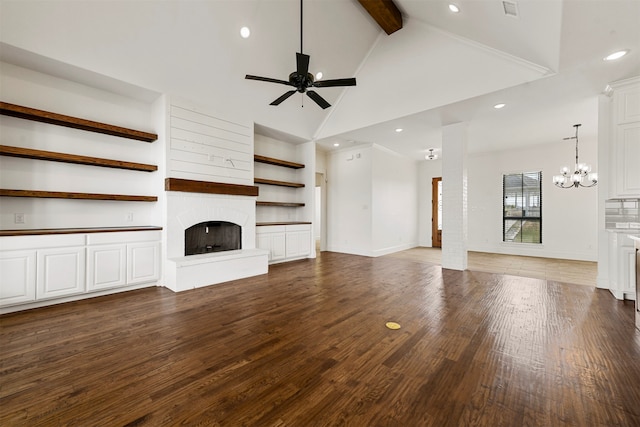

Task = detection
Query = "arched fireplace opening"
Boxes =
[184,221,241,256]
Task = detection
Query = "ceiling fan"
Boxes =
[245,0,356,109]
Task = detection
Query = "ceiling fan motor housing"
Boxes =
[289,71,315,92]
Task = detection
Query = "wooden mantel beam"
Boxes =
[357,0,403,35]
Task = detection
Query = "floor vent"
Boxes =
[502,1,519,17]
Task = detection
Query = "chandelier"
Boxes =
[552,124,597,188]
[425,148,438,160]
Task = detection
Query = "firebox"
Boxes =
[184,221,241,256]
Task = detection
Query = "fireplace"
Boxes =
[164,182,269,292]
[185,221,241,255]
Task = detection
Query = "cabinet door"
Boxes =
[37,247,86,299]
[256,234,273,261]
[285,231,311,258]
[614,122,640,198]
[87,245,127,291]
[271,233,286,261]
[127,242,160,285]
[296,230,311,257]
[0,250,36,306]
[622,247,637,297]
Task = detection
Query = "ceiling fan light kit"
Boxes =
[245,0,357,109]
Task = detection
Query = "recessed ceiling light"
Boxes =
[449,4,460,13]
[494,103,506,109]
[604,50,629,61]
[240,26,251,39]
[316,71,323,80]
[333,143,340,147]
[395,128,403,133]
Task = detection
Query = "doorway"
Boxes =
[432,177,442,248]
[315,172,327,252]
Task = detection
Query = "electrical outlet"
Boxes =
[125,213,133,222]
[14,213,25,224]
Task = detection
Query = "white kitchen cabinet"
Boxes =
[87,244,127,291]
[0,250,36,306]
[37,246,86,300]
[612,122,640,198]
[607,231,638,300]
[127,241,161,285]
[610,77,640,199]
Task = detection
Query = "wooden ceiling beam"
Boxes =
[357,0,403,35]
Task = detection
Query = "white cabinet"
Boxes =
[37,246,86,300]
[87,231,161,288]
[610,77,640,198]
[87,244,127,291]
[257,224,310,263]
[0,250,36,306]
[608,231,638,300]
[257,229,286,262]
[0,230,161,311]
[127,241,161,285]
[285,225,311,259]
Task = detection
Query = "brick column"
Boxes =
[441,122,468,270]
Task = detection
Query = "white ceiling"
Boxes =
[1,0,638,160]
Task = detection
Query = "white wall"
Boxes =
[0,62,163,230]
[327,144,418,257]
[327,145,373,255]
[371,145,418,255]
[417,139,598,261]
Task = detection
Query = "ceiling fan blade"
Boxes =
[296,53,310,77]
[246,75,293,86]
[306,91,331,109]
[270,90,297,106]
[313,77,357,88]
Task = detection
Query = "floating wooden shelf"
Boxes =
[256,222,312,226]
[254,155,305,169]
[165,178,259,196]
[0,145,157,172]
[256,201,305,207]
[0,226,163,237]
[0,101,157,142]
[254,177,305,188]
[0,189,157,202]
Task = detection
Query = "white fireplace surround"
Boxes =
[165,192,268,292]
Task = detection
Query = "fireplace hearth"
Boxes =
[185,221,241,256]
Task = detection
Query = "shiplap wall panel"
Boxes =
[168,102,253,185]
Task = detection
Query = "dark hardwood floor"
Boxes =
[1,252,639,426]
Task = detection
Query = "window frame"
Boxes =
[502,171,542,244]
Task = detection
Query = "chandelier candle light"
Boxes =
[552,124,597,188]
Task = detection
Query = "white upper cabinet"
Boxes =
[610,77,640,198]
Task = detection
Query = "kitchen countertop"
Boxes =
[606,228,640,233]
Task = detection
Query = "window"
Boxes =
[503,171,542,243]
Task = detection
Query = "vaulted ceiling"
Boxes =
[1,0,638,160]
